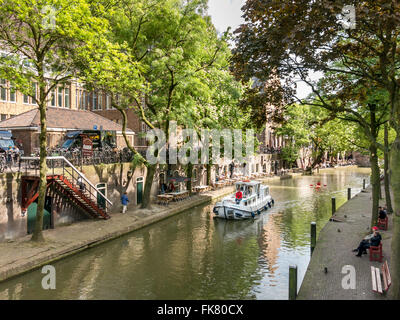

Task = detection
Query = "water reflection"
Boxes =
[0,167,370,300]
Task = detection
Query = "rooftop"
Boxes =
[0,108,133,133]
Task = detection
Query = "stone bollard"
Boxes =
[332,197,336,215]
[348,188,351,200]
[289,265,298,300]
[311,222,316,255]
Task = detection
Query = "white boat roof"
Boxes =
[235,180,262,186]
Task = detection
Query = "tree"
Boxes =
[232,0,400,297]
[82,0,245,208]
[0,0,109,241]
[276,104,355,170]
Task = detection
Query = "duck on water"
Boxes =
[213,180,274,220]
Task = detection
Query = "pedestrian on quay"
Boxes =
[352,226,381,257]
[121,192,129,213]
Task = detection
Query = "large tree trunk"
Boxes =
[206,163,211,185]
[141,163,156,209]
[384,123,393,213]
[369,144,380,228]
[390,136,400,299]
[186,162,193,195]
[31,101,47,242]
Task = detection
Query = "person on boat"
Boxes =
[353,226,381,257]
[235,189,243,204]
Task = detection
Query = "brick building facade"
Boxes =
[0,79,138,154]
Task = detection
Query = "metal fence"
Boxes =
[13,147,148,174]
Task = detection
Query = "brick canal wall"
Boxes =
[0,184,235,283]
[0,173,26,242]
[0,162,159,243]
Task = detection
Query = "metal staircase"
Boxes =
[20,156,112,220]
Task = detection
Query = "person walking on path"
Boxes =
[121,192,129,213]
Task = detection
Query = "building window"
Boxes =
[23,94,29,104]
[76,89,81,109]
[92,92,98,110]
[83,91,87,110]
[106,95,111,109]
[64,87,70,108]
[1,114,7,121]
[98,93,102,110]
[0,79,6,101]
[9,84,16,102]
[58,87,63,107]
[51,88,56,106]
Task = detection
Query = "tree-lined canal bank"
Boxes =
[0,167,370,299]
[297,181,393,300]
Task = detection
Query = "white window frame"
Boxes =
[64,87,70,108]
[0,79,7,102]
[58,87,63,107]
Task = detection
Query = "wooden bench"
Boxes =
[369,243,383,262]
[371,261,391,294]
[378,217,388,230]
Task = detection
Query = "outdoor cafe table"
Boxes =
[167,191,189,201]
[194,185,210,193]
[157,194,174,206]
[215,182,226,189]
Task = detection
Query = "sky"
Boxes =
[206,0,318,99]
[207,0,246,34]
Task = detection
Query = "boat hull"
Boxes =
[213,196,273,220]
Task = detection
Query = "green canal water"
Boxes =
[0,167,371,300]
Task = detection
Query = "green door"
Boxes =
[137,181,143,205]
[27,198,52,234]
[97,183,106,209]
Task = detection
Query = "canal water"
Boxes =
[0,167,370,300]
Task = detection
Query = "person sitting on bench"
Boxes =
[353,226,381,257]
[378,206,387,220]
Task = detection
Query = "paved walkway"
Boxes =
[297,184,393,300]
[0,185,236,283]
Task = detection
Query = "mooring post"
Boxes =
[289,265,298,300]
[347,188,351,200]
[363,178,366,190]
[332,197,336,215]
[311,222,316,255]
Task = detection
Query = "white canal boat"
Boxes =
[213,180,274,220]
